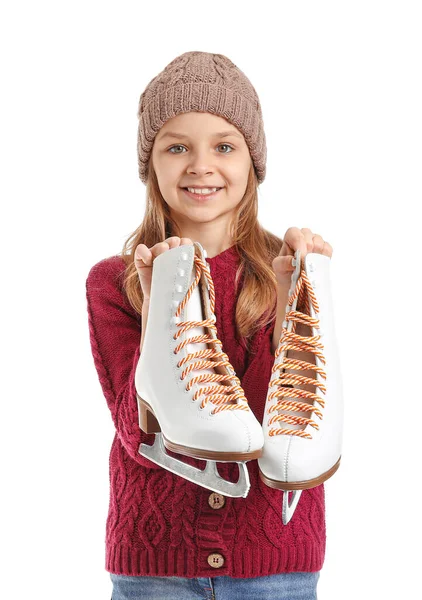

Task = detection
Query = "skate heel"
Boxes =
[137,394,161,433]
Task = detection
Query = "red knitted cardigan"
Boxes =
[85,245,326,578]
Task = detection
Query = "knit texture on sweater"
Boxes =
[85,245,326,577]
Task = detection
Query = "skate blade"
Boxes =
[259,457,341,524]
[282,490,302,524]
[139,433,251,498]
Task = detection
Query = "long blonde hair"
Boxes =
[119,159,283,352]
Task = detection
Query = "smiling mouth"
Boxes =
[181,187,223,191]
[181,187,224,200]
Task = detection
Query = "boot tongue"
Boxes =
[181,242,234,404]
[276,260,317,432]
[183,266,217,388]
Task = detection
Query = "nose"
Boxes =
[186,148,216,175]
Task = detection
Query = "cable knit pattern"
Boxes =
[85,245,326,577]
[169,476,197,549]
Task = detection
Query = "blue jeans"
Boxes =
[110,571,320,599]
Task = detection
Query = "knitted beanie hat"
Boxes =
[137,51,267,185]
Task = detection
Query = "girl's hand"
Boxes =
[272,227,333,289]
[135,237,194,300]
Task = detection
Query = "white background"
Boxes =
[1,1,420,598]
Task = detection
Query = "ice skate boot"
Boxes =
[135,241,264,497]
[258,249,343,524]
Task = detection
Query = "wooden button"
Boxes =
[207,553,225,568]
[208,492,226,509]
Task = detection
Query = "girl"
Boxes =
[86,50,333,600]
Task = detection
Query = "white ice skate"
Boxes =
[258,250,343,524]
[135,241,264,497]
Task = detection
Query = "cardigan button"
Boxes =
[207,553,225,569]
[208,492,226,509]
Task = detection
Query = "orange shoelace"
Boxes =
[267,257,327,439]
[172,253,249,415]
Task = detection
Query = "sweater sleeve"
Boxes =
[85,256,160,470]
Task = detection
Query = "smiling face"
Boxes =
[151,111,253,229]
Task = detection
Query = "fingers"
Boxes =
[151,237,193,258]
[280,227,308,259]
[135,244,153,268]
[302,230,333,257]
[272,254,297,273]
[305,230,324,253]
[162,236,192,249]
[180,238,194,247]
[280,227,333,260]
[134,237,194,301]
[322,241,333,258]
[135,237,194,269]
